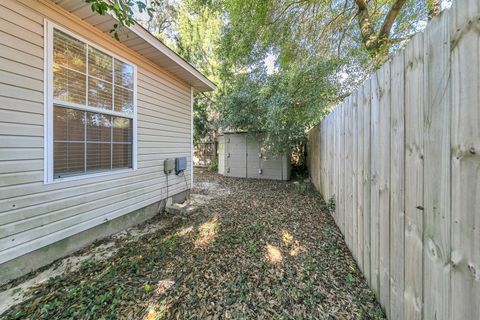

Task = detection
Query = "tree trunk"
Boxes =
[428,0,441,20]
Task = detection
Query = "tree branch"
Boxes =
[269,0,308,25]
[378,0,408,39]
[427,0,441,20]
[354,0,377,50]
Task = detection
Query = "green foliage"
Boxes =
[86,0,156,40]
[345,273,355,286]
[246,240,259,255]
[207,157,218,172]
[85,0,449,156]
[322,196,336,214]
[294,181,312,195]
[148,3,224,141]
[215,1,411,66]
[219,58,340,155]
[79,259,97,271]
[143,284,153,293]
[193,97,211,143]
[11,287,22,295]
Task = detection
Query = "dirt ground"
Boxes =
[1,169,384,319]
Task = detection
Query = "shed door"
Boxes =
[217,136,225,175]
[260,155,285,180]
[225,134,247,178]
[246,135,261,178]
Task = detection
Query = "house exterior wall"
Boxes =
[0,0,193,282]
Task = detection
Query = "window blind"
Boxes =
[51,28,135,179]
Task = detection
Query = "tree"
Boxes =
[85,0,157,40]
[355,0,409,57]
[427,0,442,20]
[148,2,225,143]
[219,58,340,155]
[213,0,440,74]
[86,0,450,154]
[87,1,448,67]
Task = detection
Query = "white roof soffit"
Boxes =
[51,0,216,92]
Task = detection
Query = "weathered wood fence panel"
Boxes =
[403,31,425,320]
[193,141,216,167]
[450,1,480,318]
[307,1,480,319]
[389,51,405,320]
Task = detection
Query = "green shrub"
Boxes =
[207,158,218,172]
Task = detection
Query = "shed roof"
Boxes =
[50,0,216,92]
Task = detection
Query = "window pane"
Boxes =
[87,143,111,171]
[112,144,132,169]
[88,46,112,82]
[54,107,86,178]
[51,28,135,178]
[112,116,132,169]
[54,142,85,177]
[54,65,86,105]
[114,85,133,114]
[113,117,132,142]
[88,77,112,110]
[114,59,134,89]
[54,106,85,142]
[53,29,86,73]
[86,112,111,142]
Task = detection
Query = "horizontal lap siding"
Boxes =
[0,0,193,265]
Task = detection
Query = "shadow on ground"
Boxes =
[1,169,384,320]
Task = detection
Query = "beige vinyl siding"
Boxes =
[0,0,193,265]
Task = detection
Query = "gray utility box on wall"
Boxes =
[164,158,175,174]
[217,132,290,180]
[164,157,187,175]
[175,157,187,174]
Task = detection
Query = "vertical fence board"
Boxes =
[450,0,480,318]
[357,88,365,273]
[423,9,453,320]
[370,72,381,296]
[323,121,326,190]
[345,97,353,250]
[352,92,358,261]
[320,121,324,191]
[330,114,334,199]
[403,32,425,320]
[324,117,328,196]
[389,50,406,320]
[340,104,346,234]
[378,62,392,317]
[362,80,372,286]
[335,108,340,223]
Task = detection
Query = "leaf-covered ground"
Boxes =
[2,169,384,319]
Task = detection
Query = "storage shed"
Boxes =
[217,133,290,180]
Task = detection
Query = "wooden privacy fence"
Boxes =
[193,141,217,167]
[307,1,479,319]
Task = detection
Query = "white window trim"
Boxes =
[44,19,138,184]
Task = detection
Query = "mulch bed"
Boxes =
[2,169,384,320]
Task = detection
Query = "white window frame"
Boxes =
[44,20,138,184]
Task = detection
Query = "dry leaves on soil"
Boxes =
[2,169,384,320]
